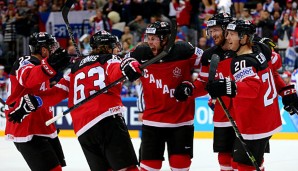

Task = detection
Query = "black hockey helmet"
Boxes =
[29,32,59,55]
[226,20,256,40]
[90,30,121,50]
[207,13,233,29]
[145,21,171,41]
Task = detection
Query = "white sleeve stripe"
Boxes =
[17,65,34,86]
[199,71,208,78]
[136,83,145,112]
[54,83,69,92]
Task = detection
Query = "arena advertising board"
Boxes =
[1,97,298,138]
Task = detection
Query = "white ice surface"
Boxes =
[0,137,297,171]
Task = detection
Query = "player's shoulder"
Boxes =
[71,54,119,73]
[253,41,272,62]
[240,51,268,71]
[201,46,218,65]
[11,55,40,73]
[128,43,154,63]
[170,41,197,57]
[164,41,199,61]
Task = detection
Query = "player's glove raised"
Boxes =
[42,48,70,76]
[174,81,194,101]
[280,85,298,115]
[8,94,43,123]
[206,78,237,98]
[120,57,142,81]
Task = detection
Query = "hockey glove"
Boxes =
[206,78,237,98]
[174,81,194,101]
[8,94,43,123]
[42,48,70,76]
[208,98,216,111]
[280,85,298,115]
[120,57,142,82]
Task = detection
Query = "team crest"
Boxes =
[173,67,182,78]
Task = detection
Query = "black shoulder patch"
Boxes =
[253,42,272,62]
[164,41,195,62]
[130,44,154,63]
[244,53,268,71]
[201,46,228,66]
[10,56,40,75]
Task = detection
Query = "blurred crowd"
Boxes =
[0,0,298,98]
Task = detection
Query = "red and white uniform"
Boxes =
[196,45,235,127]
[42,55,125,137]
[131,42,204,127]
[230,51,282,140]
[5,56,57,142]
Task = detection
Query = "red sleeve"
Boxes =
[37,78,69,107]
[270,51,282,71]
[273,71,286,94]
[192,78,208,97]
[106,60,123,82]
[197,64,209,83]
[16,64,52,88]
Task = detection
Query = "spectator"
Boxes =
[176,0,192,42]
[255,10,275,40]
[276,12,293,49]
[232,0,246,18]
[121,26,134,46]
[108,11,125,39]
[79,34,92,56]
[251,2,263,20]
[102,0,121,17]
[89,9,111,34]
[240,8,253,21]
[197,37,209,50]
[0,65,8,99]
[127,15,147,43]
[280,0,294,20]
[282,70,292,85]
[168,0,178,19]
[263,0,275,13]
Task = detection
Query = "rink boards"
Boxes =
[1,97,298,139]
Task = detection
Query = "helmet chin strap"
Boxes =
[235,36,247,53]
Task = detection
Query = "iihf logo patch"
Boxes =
[173,67,182,78]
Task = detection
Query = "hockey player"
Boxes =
[8,30,142,171]
[207,20,282,171]
[126,21,205,171]
[5,32,70,171]
[254,37,298,116]
[194,13,237,171]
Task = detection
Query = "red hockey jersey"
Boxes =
[43,55,125,137]
[230,51,282,140]
[130,42,204,127]
[197,46,235,127]
[5,56,57,142]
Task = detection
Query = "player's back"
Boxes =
[67,54,125,136]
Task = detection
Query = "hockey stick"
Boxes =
[208,54,261,171]
[45,19,177,126]
[0,98,5,105]
[62,0,82,57]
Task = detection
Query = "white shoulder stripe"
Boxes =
[54,83,69,92]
